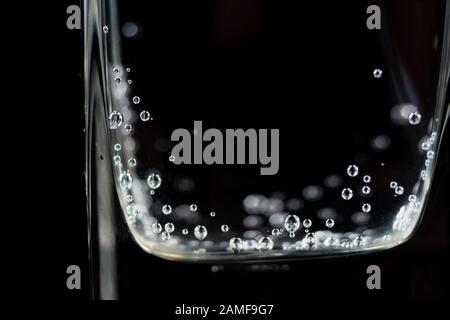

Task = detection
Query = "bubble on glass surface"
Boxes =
[271,228,281,237]
[162,204,172,215]
[182,229,189,235]
[169,155,176,162]
[119,171,132,191]
[128,158,136,167]
[362,203,372,213]
[221,225,229,233]
[324,174,342,189]
[114,143,121,151]
[408,195,417,203]
[421,142,431,151]
[124,124,132,132]
[303,219,312,229]
[152,223,162,234]
[210,211,216,217]
[194,225,208,240]
[113,155,121,165]
[347,165,359,177]
[363,175,371,183]
[373,68,383,78]
[109,111,123,129]
[113,67,120,73]
[132,96,141,105]
[426,151,435,159]
[190,204,198,212]
[341,188,353,200]
[395,186,404,195]
[302,185,323,201]
[258,236,274,251]
[126,204,136,215]
[421,170,428,180]
[161,231,170,241]
[284,214,301,238]
[114,77,122,84]
[408,112,422,125]
[229,237,243,253]
[353,235,365,247]
[390,103,418,125]
[140,110,151,122]
[122,22,139,38]
[126,194,133,203]
[325,219,335,228]
[102,26,109,34]
[390,181,398,189]
[304,233,316,246]
[370,135,391,151]
[164,222,175,233]
[147,173,162,190]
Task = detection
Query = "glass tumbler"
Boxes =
[84,0,449,299]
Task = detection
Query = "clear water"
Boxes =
[86,0,449,262]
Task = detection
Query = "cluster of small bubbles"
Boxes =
[341,188,353,200]
[140,110,151,122]
[408,195,417,203]
[390,181,398,189]
[271,228,281,237]
[126,194,133,203]
[373,69,383,78]
[114,143,122,151]
[102,26,109,34]
[114,77,122,84]
[363,175,371,183]
[119,171,132,191]
[161,231,170,241]
[426,151,435,159]
[194,225,208,240]
[113,155,121,165]
[182,229,189,235]
[124,124,132,132]
[258,236,274,251]
[132,96,141,104]
[347,165,359,177]
[303,219,312,229]
[353,235,364,247]
[162,204,172,215]
[109,111,123,129]
[164,222,175,233]
[304,233,316,246]
[190,204,198,212]
[284,214,301,238]
[325,218,335,228]
[229,237,243,253]
[147,173,162,190]
[395,186,404,195]
[128,158,136,167]
[362,203,372,213]
[362,185,371,195]
[210,211,216,217]
[221,225,229,233]
[152,223,162,234]
[408,112,422,125]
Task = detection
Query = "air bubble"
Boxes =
[182,229,189,235]
[194,225,208,240]
[362,203,371,213]
[347,165,359,177]
[114,77,122,84]
[284,214,301,238]
[169,155,175,162]
[304,233,316,246]
[162,204,172,215]
[190,204,198,212]
[362,186,371,195]
[363,175,371,183]
[421,142,431,151]
[325,219,335,228]
[140,110,151,122]
[114,143,121,151]
[426,151,435,159]
[395,186,404,195]
[103,26,109,34]
[152,223,162,234]
[408,195,417,203]
[113,155,121,165]
[132,96,141,104]
[229,237,243,252]
[161,231,170,241]
[119,171,132,191]
[109,111,123,129]
[124,124,132,132]
[126,195,133,203]
[341,188,353,200]
[373,69,383,78]
[147,173,162,190]
[210,211,216,217]
[128,158,136,167]
[258,236,274,251]
[164,222,175,233]
[221,225,229,233]
[408,112,422,125]
[390,181,398,189]
[271,228,281,237]
[303,219,312,229]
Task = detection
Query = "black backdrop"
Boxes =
[47,0,448,304]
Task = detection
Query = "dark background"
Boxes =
[47,0,448,304]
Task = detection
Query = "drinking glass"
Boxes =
[84,0,449,298]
